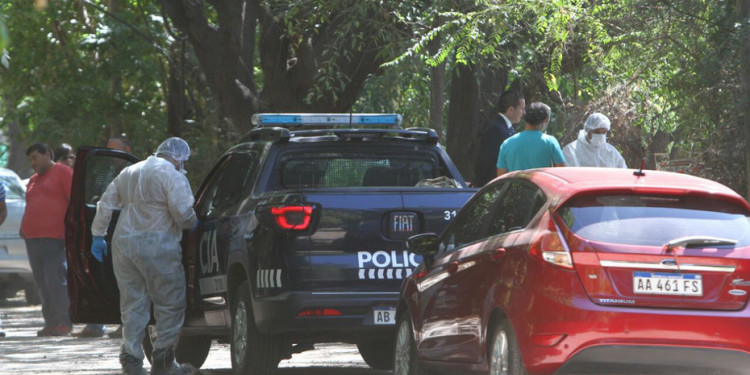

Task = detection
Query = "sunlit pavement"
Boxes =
[0,292,390,375]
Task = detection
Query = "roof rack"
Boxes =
[290,128,438,144]
[251,113,403,128]
[239,127,291,143]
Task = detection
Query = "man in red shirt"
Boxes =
[21,143,74,336]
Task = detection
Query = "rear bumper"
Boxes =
[0,237,31,275]
[0,237,32,292]
[520,296,750,375]
[556,345,750,375]
[252,291,399,339]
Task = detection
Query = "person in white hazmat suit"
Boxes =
[90,137,198,375]
[562,113,628,168]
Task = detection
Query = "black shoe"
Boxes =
[150,347,194,375]
[120,351,148,375]
[72,326,104,338]
[108,326,123,338]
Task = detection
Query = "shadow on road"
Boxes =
[203,368,390,375]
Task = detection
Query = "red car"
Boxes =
[395,167,750,375]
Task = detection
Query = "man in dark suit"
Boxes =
[473,91,526,187]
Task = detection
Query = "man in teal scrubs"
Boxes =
[496,102,566,176]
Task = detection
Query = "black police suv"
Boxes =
[65,113,477,374]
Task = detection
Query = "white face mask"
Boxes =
[178,160,187,175]
[589,133,607,147]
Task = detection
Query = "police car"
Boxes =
[65,114,476,374]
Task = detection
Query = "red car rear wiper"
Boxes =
[663,236,737,252]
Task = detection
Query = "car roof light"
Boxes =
[251,113,403,128]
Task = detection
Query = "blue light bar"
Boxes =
[251,113,403,128]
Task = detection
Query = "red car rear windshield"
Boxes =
[558,194,750,247]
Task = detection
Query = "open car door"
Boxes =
[65,147,139,323]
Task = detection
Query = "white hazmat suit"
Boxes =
[563,113,627,168]
[91,138,197,372]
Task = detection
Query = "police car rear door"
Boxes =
[65,147,138,324]
[186,150,263,326]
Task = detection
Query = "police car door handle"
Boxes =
[491,247,507,261]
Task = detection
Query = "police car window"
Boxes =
[277,152,440,189]
[199,153,257,219]
[439,183,505,254]
[84,154,134,205]
[487,181,545,236]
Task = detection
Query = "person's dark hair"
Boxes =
[54,143,74,162]
[108,134,131,150]
[26,143,52,158]
[498,91,525,113]
[524,102,551,127]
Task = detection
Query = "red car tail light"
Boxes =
[297,308,342,317]
[530,212,573,269]
[270,205,314,230]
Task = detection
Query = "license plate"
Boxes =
[373,307,396,325]
[633,271,702,296]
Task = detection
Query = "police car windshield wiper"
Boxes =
[663,236,737,252]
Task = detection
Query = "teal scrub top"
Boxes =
[497,130,566,172]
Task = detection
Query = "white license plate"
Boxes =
[373,307,396,325]
[633,271,702,296]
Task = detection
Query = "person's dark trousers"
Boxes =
[25,238,72,328]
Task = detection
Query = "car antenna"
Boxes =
[633,158,646,177]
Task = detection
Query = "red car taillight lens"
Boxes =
[270,205,314,230]
[530,212,573,269]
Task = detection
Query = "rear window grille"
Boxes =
[280,158,436,188]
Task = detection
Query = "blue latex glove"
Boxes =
[91,236,108,262]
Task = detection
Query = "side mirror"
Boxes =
[407,233,440,257]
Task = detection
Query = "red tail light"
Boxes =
[529,212,573,269]
[271,205,314,230]
[297,308,342,317]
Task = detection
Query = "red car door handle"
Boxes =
[446,261,459,274]
[491,247,507,261]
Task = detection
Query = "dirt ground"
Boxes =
[0,292,390,375]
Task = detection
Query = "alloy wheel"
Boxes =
[232,300,248,368]
[394,318,412,375]
[489,328,509,375]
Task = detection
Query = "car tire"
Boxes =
[394,313,422,375]
[488,319,527,375]
[142,326,212,369]
[231,281,282,375]
[24,283,40,305]
[357,338,395,370]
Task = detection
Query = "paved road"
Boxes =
[0,293,391,375]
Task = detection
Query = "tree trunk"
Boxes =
[446,63,480,180]
[108,0,124,138]
[162,0,258,132]
[3,95,29,178]
[166,41,187,137]
[428,20,445,141]
[739,0,750,199]
[255,5,391,113]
